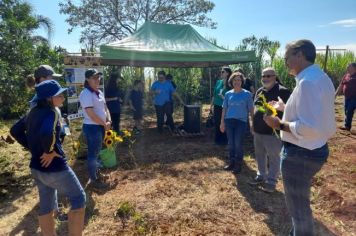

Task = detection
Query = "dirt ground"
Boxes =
[0,98,355,236]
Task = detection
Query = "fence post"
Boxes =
[323,45,329,72]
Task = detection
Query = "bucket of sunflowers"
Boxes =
[99,129,124,168]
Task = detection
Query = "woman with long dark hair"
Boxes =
[105,74,123,133]
[210,66,232,145]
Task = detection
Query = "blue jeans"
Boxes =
[83,124,104,181]
[344,97,356,129]
[225,119,247,163]
[31,167,86,215]
[281,143,329,236]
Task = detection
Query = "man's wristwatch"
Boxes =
[279,122,285,131]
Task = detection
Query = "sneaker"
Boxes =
[97,171,109,181]
[249,176,264,186]
[232,164,242,174]
[340,126,351,131]
[87,179,109,190]
[260,183,276,193]
[223,162,235,171]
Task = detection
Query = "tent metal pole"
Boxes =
[209,68,212,100]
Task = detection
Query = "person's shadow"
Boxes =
[9,204,39,236]
[8,157,117,235]
[235,161,339,236]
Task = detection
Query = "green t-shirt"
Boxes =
[213,79,228,106]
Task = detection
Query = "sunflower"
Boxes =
[256,94,278,117]
[256,94,280,138]
[105,130,114,139]
[105,137,114,148]
[265,103,278,117]
[115,136,124,143]
[72,141,80,151]
[122,130,132,137]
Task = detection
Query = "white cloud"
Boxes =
[330,18,356,28]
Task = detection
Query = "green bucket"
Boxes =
[99,148,117,168]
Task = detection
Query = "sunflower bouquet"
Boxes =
[104,129,124,149]
[255,94,278,117]
[255,94,279,137]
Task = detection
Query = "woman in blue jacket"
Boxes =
[11,80,86,236]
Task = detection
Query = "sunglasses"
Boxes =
[221,71,226,74]
[262,75,276,78]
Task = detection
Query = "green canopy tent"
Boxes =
[100,22,256,67]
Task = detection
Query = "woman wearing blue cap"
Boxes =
[11,80,86,236]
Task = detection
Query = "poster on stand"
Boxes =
[64,66,104,120]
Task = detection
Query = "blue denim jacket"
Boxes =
[10,106,68,172]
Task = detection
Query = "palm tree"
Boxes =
[31,14,54,45]
[267,41,281,66]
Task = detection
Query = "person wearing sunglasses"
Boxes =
[210,66,232,145]
[249,67,291,193]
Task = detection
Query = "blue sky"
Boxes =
[28,0,356,54]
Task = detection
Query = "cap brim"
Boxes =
[52,73,63,78]
[54,88,68,97]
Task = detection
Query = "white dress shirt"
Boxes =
[281,64,336,150]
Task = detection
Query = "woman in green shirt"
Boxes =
[210,66,232,145]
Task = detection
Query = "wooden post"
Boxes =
[323,45,329,72]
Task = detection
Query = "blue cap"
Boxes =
[30,80,67,102]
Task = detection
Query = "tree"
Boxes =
[0,0,62,119]
[59,0,216,47]
[235,36,280,87]
[266,41,280,66]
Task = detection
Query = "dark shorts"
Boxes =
[133,107,143,120]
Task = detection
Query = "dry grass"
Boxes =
[0,100,355,236]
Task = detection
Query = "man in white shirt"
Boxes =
[264,39,336,236]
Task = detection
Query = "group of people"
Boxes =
[150,70,184,133]
[211,65,291,189]
[104,70,183,135]
[212,39,339,235]
[9,38,355,236]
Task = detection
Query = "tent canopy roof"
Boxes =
[100,22,255,67]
